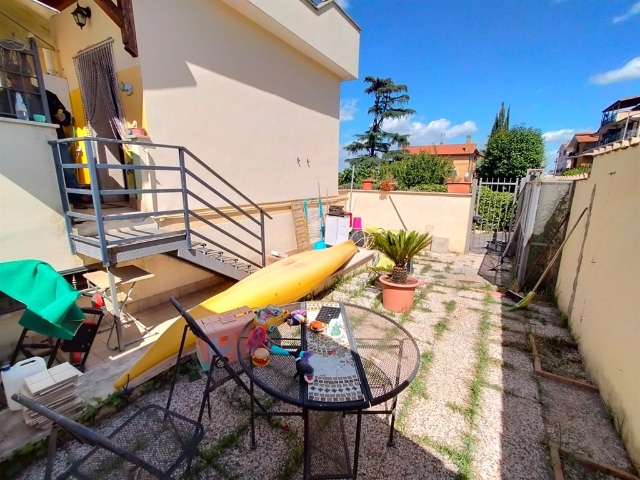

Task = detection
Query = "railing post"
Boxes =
[85,139,109,266]
[260,211,266,267]
[52,143,75,254]
[178,148,191,248]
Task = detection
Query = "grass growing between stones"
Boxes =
[421,293,494,480]
[396,351,434,430]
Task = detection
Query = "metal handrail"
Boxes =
[50,137,271,268]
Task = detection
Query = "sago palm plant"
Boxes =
[370,229,433,284]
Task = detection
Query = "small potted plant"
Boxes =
[361,178,375,190]
[445,171,471,193]
[370,229,433,312]
[379,173,397,192]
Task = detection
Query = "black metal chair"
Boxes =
[166,297,266,425]
[10,307,105,372]
[12,393,204,480]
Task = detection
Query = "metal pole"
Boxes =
[303,408,310,479]
[250,380,256,449]
[348,165,355,212]
[106,266,124,351]
[178,149,191,248]
[30,37,51,124]
[52,143,76,254]
[85,139,109,266]
[353,410,363,479]
[260,211,266,267]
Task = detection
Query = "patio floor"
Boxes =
[8,251,637,480]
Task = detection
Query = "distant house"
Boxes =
[562,133,600,170]
[405,135,480,179]
[596,95,640,147]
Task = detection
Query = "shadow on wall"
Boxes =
[134,0,338,119]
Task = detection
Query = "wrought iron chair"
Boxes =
[12,393,204,480]
[166,297,266,425]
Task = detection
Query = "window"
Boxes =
[0,39,48,121]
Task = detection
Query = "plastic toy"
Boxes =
[196,307,254,371]
[254,305,289,333]
[246,326,314,382]
[293,349,315,383]
[252,347,270,367]
[309,321,324,333]
[287,309,307,326]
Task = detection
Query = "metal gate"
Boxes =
[468,178,523,253]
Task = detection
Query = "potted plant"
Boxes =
[445,172,471,193]
[370,229,433,312]
[379,173,397,192]
[361,178,375,190]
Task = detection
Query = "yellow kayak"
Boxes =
[114,241,358,389]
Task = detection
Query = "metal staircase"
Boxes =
[51,137,271,281]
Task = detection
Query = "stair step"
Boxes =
[176,247,259,281]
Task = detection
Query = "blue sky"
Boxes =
[336,0,640,170]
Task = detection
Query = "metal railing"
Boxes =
[598,128,638,147]
[50,137,272,268]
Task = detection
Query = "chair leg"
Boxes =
[166,326,189,416]
[250,380,256,450]
[197,365,215,425]
[47,339,62,368]
[45,425,59,480]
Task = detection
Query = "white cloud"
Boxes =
[339,99,358,122]
[335,0,350,8]
[613,1,640,23]
[590,57,640,84]
[385,116,478,145]
[542,129,575,144]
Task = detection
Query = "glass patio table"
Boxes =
[237,301,420,480]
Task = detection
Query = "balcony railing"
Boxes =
[598,128,638,147]
[600,111,618,128]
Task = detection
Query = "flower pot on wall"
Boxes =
[446,182,471,194]
[379,181,397,192]
[362,179,374,190]
[379,274,420,313]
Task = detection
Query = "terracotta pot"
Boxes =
[362,179,374,190]
[380,274,420,313]
[380,181,397,192]
[446,182,471,194]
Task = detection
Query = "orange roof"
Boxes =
[406,143,478,156]
[575,134,599,143]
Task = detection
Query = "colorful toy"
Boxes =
[293,349,315,383]
[196,306,254,371]
[252,347,270,367]
[287,309,307,326]
[254,305,289,333]
[246,326,314,382]
[309,321,324,333]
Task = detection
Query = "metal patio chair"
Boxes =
[166,297,266,425]
[12,393,204,480]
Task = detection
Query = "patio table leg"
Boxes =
[353,410,362,479]
[250,380,256,449]
[303,408,310,479]
[45,425,58,480]
[388,397,398,446]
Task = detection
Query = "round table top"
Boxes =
[237,302,420,411]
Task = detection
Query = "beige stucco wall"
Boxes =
[0,118,81,271]
[555,141,640,468]
[344,190,472,253]
[220,0,360,79]
[132,0,343,211]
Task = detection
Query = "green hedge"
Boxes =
[409,184,447,192]
[476,186,515,232]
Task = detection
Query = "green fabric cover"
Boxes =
[0,260,85,340]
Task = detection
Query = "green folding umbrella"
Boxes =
[0,260,85,340]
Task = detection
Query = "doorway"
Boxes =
[73,38,130,206]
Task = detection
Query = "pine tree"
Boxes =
[344,77,415,167]
[488,102,510,142]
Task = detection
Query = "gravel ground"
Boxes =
[12,252,636,480]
